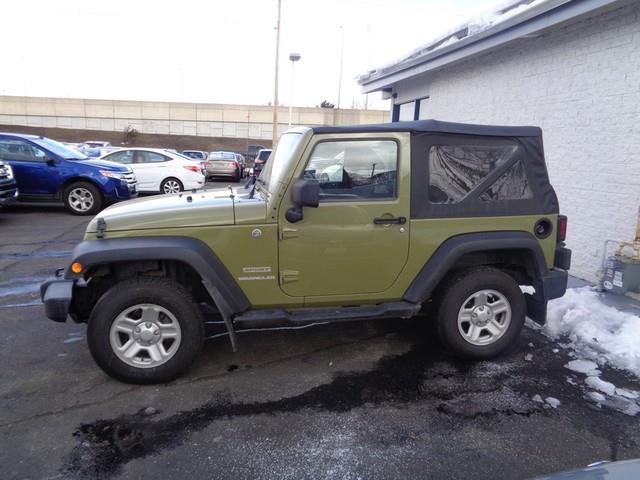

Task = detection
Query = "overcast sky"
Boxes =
[1,0,502,110]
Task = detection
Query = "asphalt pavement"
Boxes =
[1,184,639,480]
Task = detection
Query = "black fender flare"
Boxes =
[403,231,548,304]
[67,236,250,314]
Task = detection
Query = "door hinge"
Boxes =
[279,227,298,240]
[279,269,299,284]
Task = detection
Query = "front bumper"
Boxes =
[40,270,75,322]
[0,184,18,205]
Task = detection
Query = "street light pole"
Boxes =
[271,0,282,149]
[337,25,344,110]
[288,52,301,127]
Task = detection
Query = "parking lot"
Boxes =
[1,184,639,480]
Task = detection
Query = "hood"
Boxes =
[86,187,267,234]
[76,158,132,172]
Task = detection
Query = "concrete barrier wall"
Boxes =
[0,96,388,141]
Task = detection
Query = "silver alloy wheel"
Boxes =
[68,187,94,212]
[457,289,512,346]
[163,180,181,194]
[109,303,182,369]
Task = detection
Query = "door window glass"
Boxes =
[428,143,519,204]
[104,150,134,164]
[0,140,47,162]
[304,140,398,200]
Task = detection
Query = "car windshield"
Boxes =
[31,137,88,160]
[259,133,302,194]
[209,152,235,161]
[257,150,271,161]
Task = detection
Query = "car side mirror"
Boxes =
[286,179,320,223]
[291,179,320,207]
[45,157,59,166]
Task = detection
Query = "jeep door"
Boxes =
[278,133,411,299]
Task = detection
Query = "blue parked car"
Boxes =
[0,133,138,215]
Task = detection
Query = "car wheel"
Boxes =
[63,181,103,215]
[160,177,183,194]
[435,267,525,360]
[87,277,204,384]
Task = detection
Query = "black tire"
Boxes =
[160,177,183,194]
[435,267,525,360]
[87,277,204,384]
[63,181,103,216]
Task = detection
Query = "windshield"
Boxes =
[257,150,271,161]
[31,137,88,160]
[259,133,302,193]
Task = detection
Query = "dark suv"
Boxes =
[0,160,17,207]
[0,133,138,215]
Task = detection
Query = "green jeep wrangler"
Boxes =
[41,120,571,384]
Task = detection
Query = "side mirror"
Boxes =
[45,157,59,166]
[286,179,320,223]
[291,179,319,207]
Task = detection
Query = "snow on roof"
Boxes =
[357,0,556,85]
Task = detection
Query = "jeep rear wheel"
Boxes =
[87,277,204,384]
[435,267,525,360]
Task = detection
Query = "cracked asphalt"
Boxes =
[2,198,640,480]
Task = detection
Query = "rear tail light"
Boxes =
[557,215,568,242]
[183,165,201,173]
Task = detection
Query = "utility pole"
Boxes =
[337,25,344,110]
[271,0,282,149]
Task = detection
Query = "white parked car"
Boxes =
[100,148,205,194]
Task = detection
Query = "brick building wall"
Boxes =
[392,2,640,281]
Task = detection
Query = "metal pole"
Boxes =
[337,25,344,110]
[288,52,301,127]
[288,60,294,127]
[272,0,282,149]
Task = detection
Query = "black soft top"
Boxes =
[312,119,541,137]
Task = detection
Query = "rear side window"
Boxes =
[0,139,47,162]
[304,140,398,200]
[480,160,532,201]
[142,151,169,163]
[428,143,523,204]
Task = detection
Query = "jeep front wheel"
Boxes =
[436,267,525,360]
[87,277,204,384]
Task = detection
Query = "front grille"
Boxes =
[122,172,137,185]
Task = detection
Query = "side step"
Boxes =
[233,301,421,329]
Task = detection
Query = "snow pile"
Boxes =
[546,287,640,378]
[359,0,552,82]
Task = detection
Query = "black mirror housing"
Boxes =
[291,179,320,208]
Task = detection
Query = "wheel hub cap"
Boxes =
[457,289,512,346]
[471,305,493,326]
[109,304,182,368]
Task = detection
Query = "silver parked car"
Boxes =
[205,151,241,182]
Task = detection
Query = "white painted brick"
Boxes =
[393,3,640,282]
